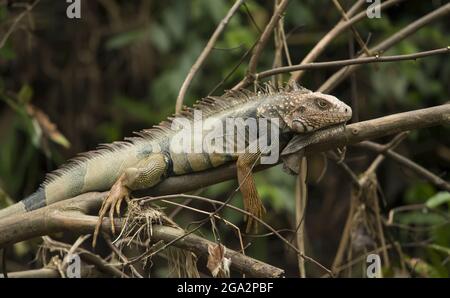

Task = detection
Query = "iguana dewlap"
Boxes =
[0,83,351,240]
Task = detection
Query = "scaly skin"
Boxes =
[0,83,352,242]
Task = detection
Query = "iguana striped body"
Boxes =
[0,83,351,240]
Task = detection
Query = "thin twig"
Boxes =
[331,133,408,274]
[358,141,450,191]
[331,0,371,56]
[42,236,128,278]
[160,199,246,261]
[319,3,450,92]
[295,157,307,277]
[103,233,143,278]
[348,34,359,123]
[360,132,409,185]
[256,47,449,79]
[0,0,40,49]
[234,0,290,89]
[290,0,405,82]
[328,150,360,185]
[175,0,245,112]
[138,194,332,276]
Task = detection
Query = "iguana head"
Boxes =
[258,89,352,133]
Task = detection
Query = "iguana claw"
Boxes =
[92,174,130,248]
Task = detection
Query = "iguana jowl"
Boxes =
[0,83,351,244]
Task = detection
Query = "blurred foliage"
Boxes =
[0,0,448,277]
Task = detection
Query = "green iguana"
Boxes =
[0,83,351,245]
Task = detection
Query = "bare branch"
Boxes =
[358,141,450,191]
[319,3,450,92]
[330,133,407,273]
[234,0,290,89]
[0,267,105,278]
[0,0,40,49]
[0,193,284,278]
[43,236,129,278]
[331,0,370,56]
[256,47,449,79]
[139,194,328,274]
[175,0,245,113]
[290,0,405,81]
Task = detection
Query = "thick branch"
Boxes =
[0,193,284,278]
[0,267,107,278]
[1,268,61,278]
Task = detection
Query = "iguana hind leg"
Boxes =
[236,151,266,233]
[93,153,168,247]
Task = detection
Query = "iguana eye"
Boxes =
[316,99,329,109]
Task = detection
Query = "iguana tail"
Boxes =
[0,142,142,221]
[0,189,45,219]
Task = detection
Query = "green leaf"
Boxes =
[162,3,187,42]
[426,191,450,209]
[149,24,171,53]
[397,211,445,226]
[18,84,33,104]
[405,182,435,204]
[0,44,16,61]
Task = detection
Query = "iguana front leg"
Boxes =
[93,153,168,247]
[236,151,266,233]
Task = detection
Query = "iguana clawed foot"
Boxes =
[93,173,130,247]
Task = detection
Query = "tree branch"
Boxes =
[0,193,284,278]
[175,0,245,113]
[255,47,449,79]
[234,0,289,89]
[319,3,450,92]
[289,0,405,82]
[0,267,104,278]
[0,0,41,49]
[358,141,450,191]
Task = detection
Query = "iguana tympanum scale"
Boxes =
[0,83,352,245]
